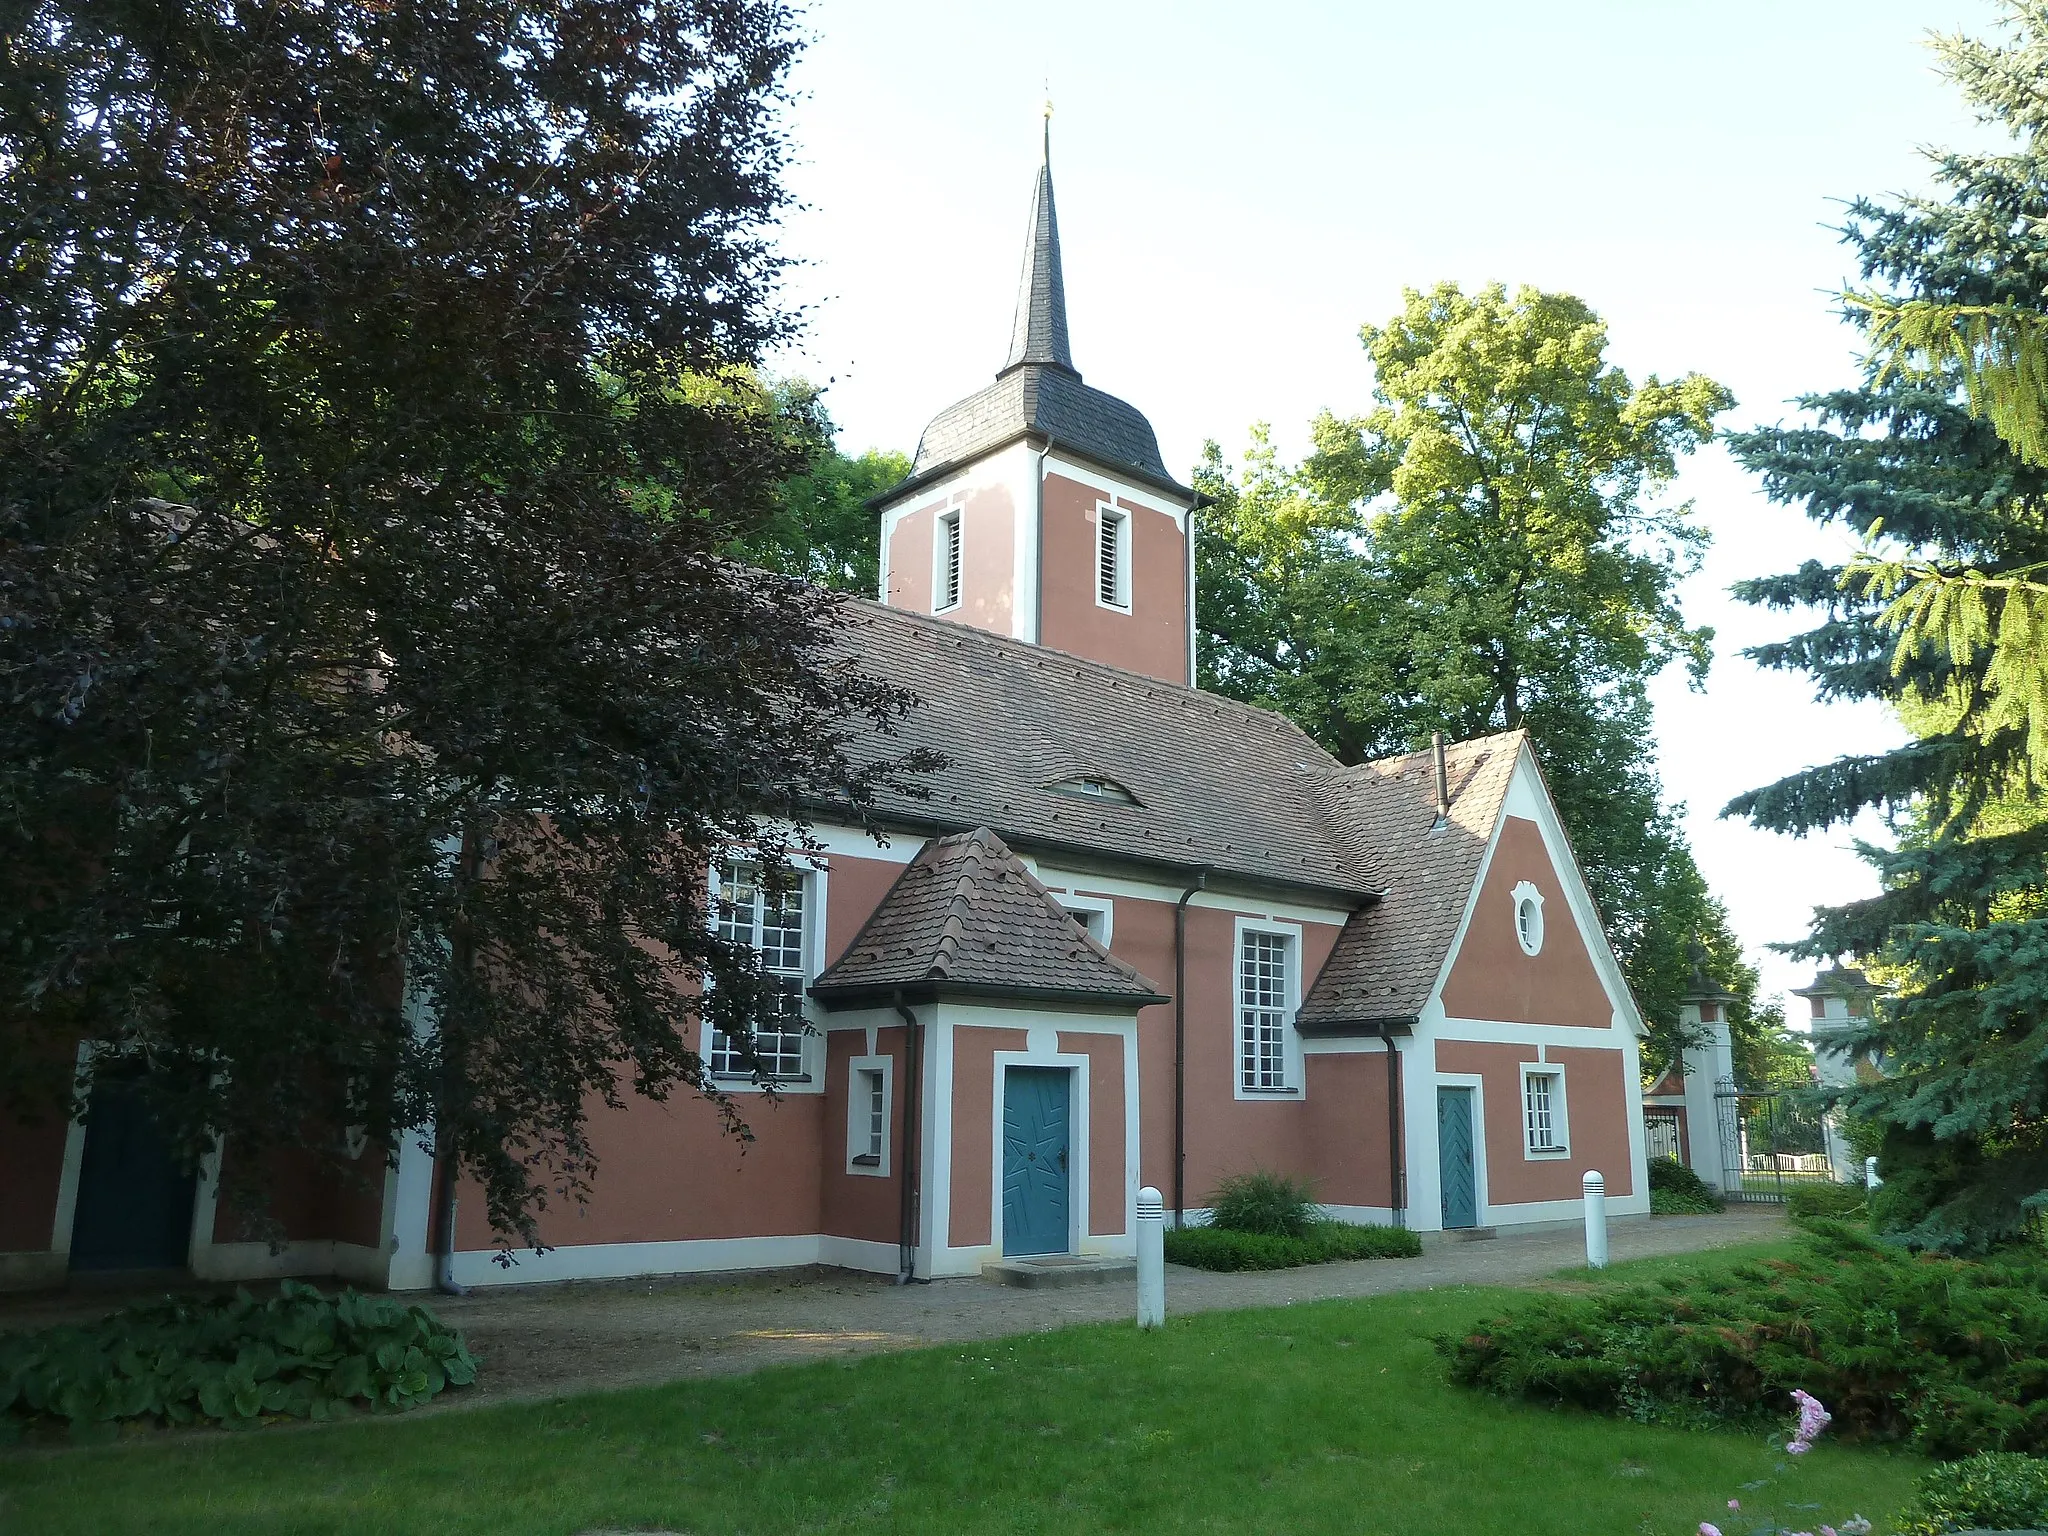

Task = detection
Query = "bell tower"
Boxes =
[872,119,1197,686]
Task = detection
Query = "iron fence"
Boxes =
[1714,1088,1838,1203]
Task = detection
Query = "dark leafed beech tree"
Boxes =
[0,3,932,1244]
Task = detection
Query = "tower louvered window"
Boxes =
[1097,508,1128,608]
[938,510,963,611]
[709,862,810,1082]
[1238,930,1292,1091]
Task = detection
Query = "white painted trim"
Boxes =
[803,822,924,864]
[845,1054,893,1177]
[440,1231,901,1289]
[1091,501,1132,613]
[1047,891,1115,948]
[1519,1061,1571,1160]
[1510,879,1545,956]
[1233,915,1305,1100]
[1044,449,1191,529]
[47,1042,93,1258]
[1020,860,1354,928]
[1432,1073,1489,1232]
[702,858,828,1095]
[187,1142,223,1266]
[919,1002,947,1276]
[1318,1203,1403,1226]
[933,506,964,614]
[1417,1017,1629,1046]
[384,1131,436,1291]
[191,1239,390,1287]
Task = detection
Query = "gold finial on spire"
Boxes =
[1042,82,1053,161]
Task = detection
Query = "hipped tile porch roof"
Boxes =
[810,827,1168,1008]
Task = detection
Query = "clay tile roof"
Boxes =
[1294,731,1526,1032]
[810,826,1169,1009]
[822,601,1379,899]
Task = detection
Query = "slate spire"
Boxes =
[1000,107,1076,378]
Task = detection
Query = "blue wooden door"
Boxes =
[70,1079,196,1271]
[1437,1086,1479,1230]
[1002,1067,1071,1256]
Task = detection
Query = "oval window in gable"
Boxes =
[1511,881,1545,957]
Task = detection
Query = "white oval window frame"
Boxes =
[1510,880,1545,956]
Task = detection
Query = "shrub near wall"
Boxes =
[0,1281,477,1442]
[1164,1221,1422,1272]
[1439,1223,2048,1459]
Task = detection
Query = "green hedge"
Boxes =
[1895,1451,2048,1535]
[1785,1180,1869,1221]
[1164,1219,1422,1272]
[1646,1156,1721,1215]
[0,1280,478,1441]
[1438,1221,2048,1459]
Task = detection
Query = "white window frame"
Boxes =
[1056,894,1115,949]
[703,857,826,1093]
[935,507,964,613]
[1094,503,1131,612]
[1510,880,1546,957]
[1233,917,1303,1099]
[846,1054,893,1176]
[1520,1063,1570,1158]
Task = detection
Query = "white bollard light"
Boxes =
[1865,1155,1882,1190]
[1136,1185,1166,1330]
[1582,1169,1608,1270]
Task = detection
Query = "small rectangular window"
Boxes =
[1097,507,1130,610]
[846,1058,891,1174]
[938,510,963,611]
[1523,1069,1566,1155]
[1238,930,1291,1091]
[709,861,811,1082]
[1096,508,1128,609]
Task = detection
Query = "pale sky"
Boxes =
[766,0,2005,1018]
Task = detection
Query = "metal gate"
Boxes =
[1643,1107,1682,1164]
[1714,1089,1836,1203]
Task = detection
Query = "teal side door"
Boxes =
[1437,1086,1479,1230]
[69,1078,197,1272]
[1002,1067,1071,1256]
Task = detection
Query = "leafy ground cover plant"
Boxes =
[0,1281,477,1442]
[1893,1451,2048,1535]
[1207,1170,1322,1237]
[1439,1221,2048,1458]
[1163,1220,1421,1272]
[1649,1156,1725,1214]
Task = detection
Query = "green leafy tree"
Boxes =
[1197,284,1742,1056]
[1726,4,2048,1248]
[736,379,909,593]
[0,1,931,1244]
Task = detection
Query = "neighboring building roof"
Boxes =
[1293,733,1525,1032]
[887,139,1191,503]
[811,827,1168,1008]
[1791,965,1880,998]
[822,600,1381,899]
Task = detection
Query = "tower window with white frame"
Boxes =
[853,1068,884,1165]
[937,509,963,612]
[1238,929,1293,1091]
[1096,506,1130,610]
[709,861,811,1082]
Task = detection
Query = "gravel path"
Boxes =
[1,1209,1786,1411]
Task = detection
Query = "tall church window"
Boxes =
[708,861,811,1082]
[937,510,963,612]
[1096,507,1130,610]
[1238,928,1293,1091]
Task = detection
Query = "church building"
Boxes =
[0,138,1651,1292]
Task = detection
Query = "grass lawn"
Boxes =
[0,1242,1925,1536]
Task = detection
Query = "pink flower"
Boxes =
[1787,1437,1811,1455]
[1699,1525,1722,1536]
[1790,1388,1833,1444]
[1822,1526,1839,1536]
[1728,1499,1741,1510]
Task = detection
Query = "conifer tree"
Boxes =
[1726,4,2048,1247]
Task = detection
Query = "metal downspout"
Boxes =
[1172,870,1209,1228]
[892,995,926,1284]
[1386,1034,1406,1227]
